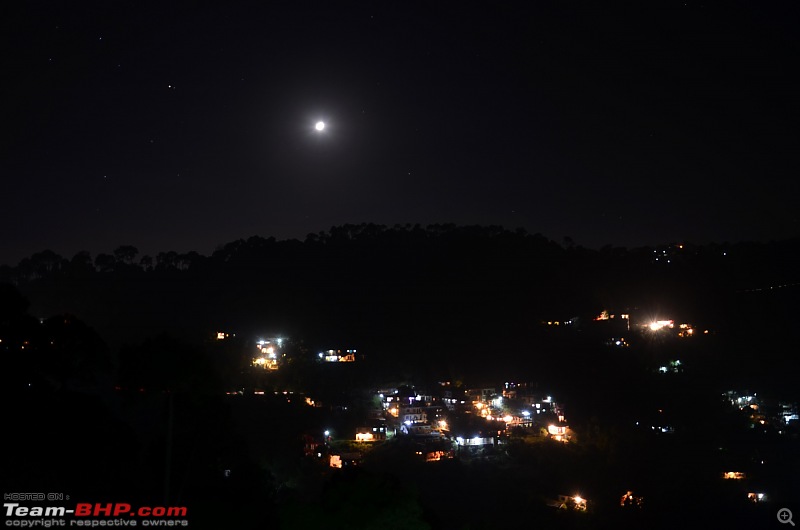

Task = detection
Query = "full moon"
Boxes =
[315,121,325,131]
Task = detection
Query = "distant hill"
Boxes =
[2,224,799,386]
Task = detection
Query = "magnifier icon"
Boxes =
[778,508,795,526]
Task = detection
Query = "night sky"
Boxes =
[3,1,798,266]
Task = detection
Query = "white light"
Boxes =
[315,121,325,131]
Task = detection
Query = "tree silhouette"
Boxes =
[114,245,139,264]
[94,253,116,273]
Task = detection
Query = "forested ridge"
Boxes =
[2,224,799,386]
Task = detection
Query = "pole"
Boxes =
[164,392,174,505]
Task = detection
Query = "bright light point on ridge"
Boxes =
[315,121,325,131]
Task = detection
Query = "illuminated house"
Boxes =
[780,402,799,424]
[401,423,435,436]
[620,491,644,508]
[251,337,286,370]
[657,359,683,373]
[589,310,630,334]
[646,319,674,331]
[355,425,387,441]
[329,452,362,468]
[747,492,767,503]
[398,405,438,437]
[401,405,427,424]
[253,339,281,370]
[355,429,374,442]
[547,424,569,442]
[722,472,746,480]
[467,388,496,404]
[424,450,454,462]
[302,434,322,457]
[677,323,695,337]
[550,495,587,511]
[455,435,495,447]
[516,394,556,413]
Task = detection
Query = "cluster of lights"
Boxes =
[546,423,569,442]
[620,491,643,508]
[455,436,491,446]
[648,320,674,331]
[485,414,514,423]
[571,495,587,511]
[657,359,682,374]
[747,492,767,503]
[722,471,746,480]
[319,349,357,362]
[252,337,283,370]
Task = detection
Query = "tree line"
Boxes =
[1,223,798,383]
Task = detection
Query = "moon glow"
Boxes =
[315,121,325,131]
